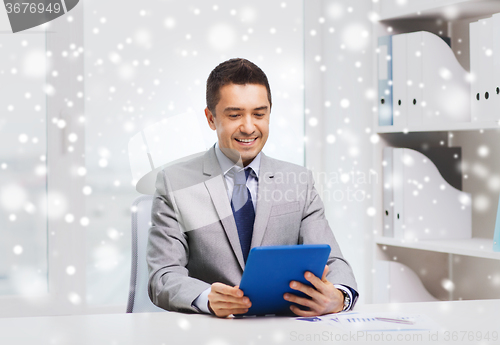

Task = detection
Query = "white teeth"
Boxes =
[237,138,255,143]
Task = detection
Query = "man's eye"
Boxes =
[229,114,239,118]
[255,113,265,117]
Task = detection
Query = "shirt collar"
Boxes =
[214,143,261,179]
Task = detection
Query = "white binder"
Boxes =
[378,36,393,126]
[391,31,470,127]
[470,20,482,121]
[392,148,471,241]
[392,148,405,239]
[493,14,500,114]
[383,147,394,237]
[375,261,437,303]
[392,34,407,129]
[470,18,496,122]
[406,31,423,127]
[420,31,470,124]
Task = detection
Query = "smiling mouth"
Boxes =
[235,138,257,143]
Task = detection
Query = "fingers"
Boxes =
[211,282,244,298]
[285,271,344,316]
[210,292,251,306]
[208,283,252,318]
[283,291,320,311]
[321,265,329,281]
[289,304,320,317]
[289,279,323,300]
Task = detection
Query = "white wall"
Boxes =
[305,0,376,304]
[83,0,305,307]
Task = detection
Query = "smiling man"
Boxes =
[147,58,358,317]
[206,82,269,166]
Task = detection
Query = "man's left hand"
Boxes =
[283,265,344,316]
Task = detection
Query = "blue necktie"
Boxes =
[231,168,255,263]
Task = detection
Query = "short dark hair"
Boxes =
[206,58,272,115]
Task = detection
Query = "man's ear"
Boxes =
[205,107,217,131]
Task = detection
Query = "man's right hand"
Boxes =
[207,283,251,317]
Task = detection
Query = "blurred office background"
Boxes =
[0,0,373,315]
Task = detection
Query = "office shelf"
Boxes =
[377,0,500,21]
[371,0,500,303]
[375,236,500,260]
[376,120,500,134]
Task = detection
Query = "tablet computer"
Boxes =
[238,244,331,316]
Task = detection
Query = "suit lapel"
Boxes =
[202,148,246,270]
[251,153,275,248]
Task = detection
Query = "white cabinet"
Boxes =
[372,0,500,302]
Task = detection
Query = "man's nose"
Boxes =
[240,114,256,134]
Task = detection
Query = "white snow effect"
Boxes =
[34,165,47,176]
[208,24,236,51]
[240,6,257,23]
[80,217,90,226]
[77,167,87,176]
[92,245,119,271]
[11,268,46,297]
[107,228,120,240]
[477,145,490,158]
[441,278,455,292]
[488,175,500,191]
[367,207,376,216]
[206,340,231,345]
[68,133,78,142]
[443,6,459,20]
[308,117,318,127]
[402,154,414,167]
[118,63,137,80]
[341,173,350,183]
[327,2,344,19]
[44,84,56,96]
[441,85,469,118]
[439,68,452,80]
[99,159,108,167]
[1,184,27,211]
[349,146,360,157]
[134,29,153,49]
[458,193,471,206]
[18,134,28,143]
[473,194,490,213]
[65,214,75,223]
[13,245,23,255]
[23,49,49,78]
[177,318,191,330]
[342,23,369,51]
[68,292,82,305]
[108,52,121,64]
[40,192,68,219]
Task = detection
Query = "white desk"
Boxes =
[0,300,499,345]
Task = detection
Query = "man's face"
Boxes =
[205,83,270,166]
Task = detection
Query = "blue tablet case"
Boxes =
[238,244,331,316]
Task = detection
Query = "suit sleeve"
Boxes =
[298,170,359,307]
[147,170,211,313]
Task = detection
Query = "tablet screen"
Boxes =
[238,244,331,316]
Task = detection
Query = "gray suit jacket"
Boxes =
[147,147,357,313]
